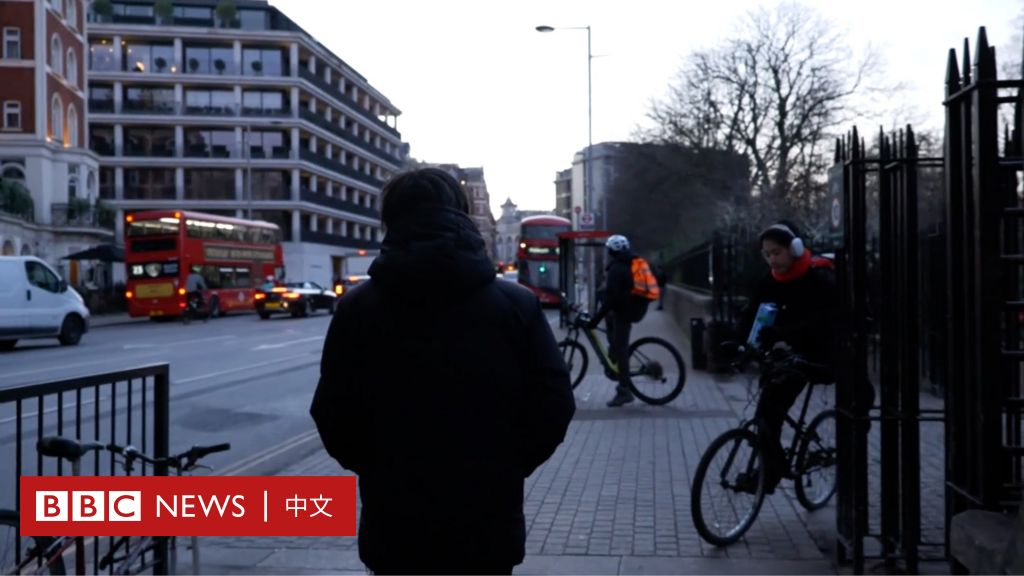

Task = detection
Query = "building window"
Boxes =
[242,90,286,115]
[66,104,78,146]
[250,171,290,200]
[90,124,114,155]
[67,105,78,147]
[184,45,235,75]
[66,0,77,29]
[125,126,175,156]
[2,165,25,180]
[184,89,234,115]
[185,169,235,200]
[124,168,174,200]
[247,130,286,159]
[3,101,21,130]
[88,85,114,113]
[238,10,267,30]
[3,28,20,59]
[50,0,63,15]
[124,42,174,74]
[98,167,114,199]
[51,95,63,141]
[173,5,213,23]
[51,35,63,76]
[66,48,78,87]
[124,86,175,113]
[184,129,235,158]
[89,39,116,71]
[68,176,78,199]
[242,47,284,76]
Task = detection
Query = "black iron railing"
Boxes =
[0,364,171,570]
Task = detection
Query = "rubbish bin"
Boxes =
[690,318,707,370]
[706,320,737,373]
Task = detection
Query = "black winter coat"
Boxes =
[309,208,575,571]
[740,262,838,365]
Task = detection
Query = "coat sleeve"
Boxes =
[519,300,576,477]
[310,300,366,475]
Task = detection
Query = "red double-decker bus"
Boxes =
[517,215,571,306]
[124,210,284,318]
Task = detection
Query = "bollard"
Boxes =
[690,318,707,370]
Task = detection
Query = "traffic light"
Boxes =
[539,265,547,274]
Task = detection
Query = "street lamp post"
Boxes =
[536,24,592,229]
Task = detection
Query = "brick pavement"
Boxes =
[192,308,840,574]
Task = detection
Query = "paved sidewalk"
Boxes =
[194,308,839,575]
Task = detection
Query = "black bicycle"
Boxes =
[690,344,837,546]
[558,300,686,405]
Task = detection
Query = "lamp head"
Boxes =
[535,25,555,32]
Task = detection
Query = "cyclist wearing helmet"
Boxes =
[587,234,649,407]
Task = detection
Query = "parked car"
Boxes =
[254,281,336,319]
[0,256,90,350]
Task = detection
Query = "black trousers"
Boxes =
[754,370,807,484]
[605,312,633,394]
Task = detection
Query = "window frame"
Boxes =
[50,35,63,76]
[66,48,78,87]
[67,104,78,147]
[3,101,21,130]
[50,94,63,141]
[3,27,20,59]
[25,261,62,293]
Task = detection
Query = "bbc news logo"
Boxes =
[36,491,142,522]
[20,476,355,536]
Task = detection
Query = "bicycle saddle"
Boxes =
[37,436,106,461]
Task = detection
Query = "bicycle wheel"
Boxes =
[691,427,766,546]
[795,409,837,510]
[0,511,66,575]
[558,340,588,389]
[627,337,686,405]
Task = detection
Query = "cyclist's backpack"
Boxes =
[630,256,660,301]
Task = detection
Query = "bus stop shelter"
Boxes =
[557,230,611,328]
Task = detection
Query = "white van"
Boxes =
[0,256,90,350]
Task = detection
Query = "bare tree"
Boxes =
[639,2,889,232]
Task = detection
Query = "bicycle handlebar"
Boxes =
[108,442,231,471]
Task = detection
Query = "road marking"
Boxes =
[219,429,321,476]
[252,336,324,351]
[0,353,317,424]
[1,354,158,379]
[174,353,315,384]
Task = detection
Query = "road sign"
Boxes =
[574,206,582,214]
[580,212,595,226]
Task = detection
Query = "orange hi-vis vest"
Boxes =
[631,257,660,301]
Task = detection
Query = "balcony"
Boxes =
[302,229,380,250]
[249,146,294,160]
[89,99,114,113]
[185,105,236,117]
[122,100,176,115]
[185,144,233,159]
[297,67,400,139]
[298,108,402,166]
[51,202,115,230]
[124,145,175,158]
[300,188,379,219]
[241,107,292,118]
[299,148,384,188]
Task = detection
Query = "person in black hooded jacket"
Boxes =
[309,168,575,575]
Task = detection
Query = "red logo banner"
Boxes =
[19,476,356,536]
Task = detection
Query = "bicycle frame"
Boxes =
[565,322,619,376]
[738,378,826,475]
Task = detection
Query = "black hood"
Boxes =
[368,207,495,301]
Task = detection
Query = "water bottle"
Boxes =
[746,303,778,348]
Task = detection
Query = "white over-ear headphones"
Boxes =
[765,224,805,258]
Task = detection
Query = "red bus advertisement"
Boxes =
[124,210,284,318]
[517,215,571,306]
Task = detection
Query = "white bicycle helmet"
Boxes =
[606,234,630,253]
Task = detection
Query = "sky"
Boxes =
[271,0,1021,216]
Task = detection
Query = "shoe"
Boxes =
[606,392,635,407]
